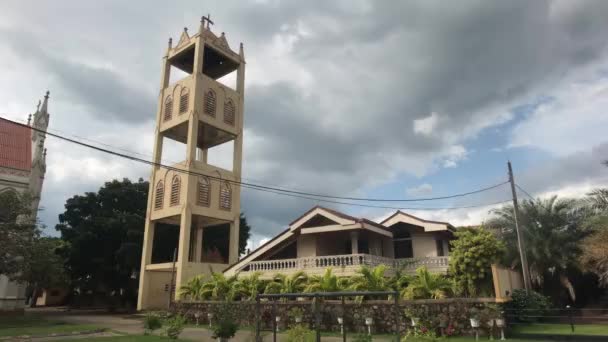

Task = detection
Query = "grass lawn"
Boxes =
[512,323,608,336]
[0,314,102,337]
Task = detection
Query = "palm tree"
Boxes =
[180,275,205,300]
[488,196,586,301]
[264,271,308,295]
[388,267,413,293]
[349,265,389,292]
[232,272,266,301]
[199,272,238,301]
[401,266,451,299]
[304,268,348,293]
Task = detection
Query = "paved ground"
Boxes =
[28,309,386,341]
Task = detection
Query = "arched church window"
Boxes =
[163,96,173,121]
[204,89,216,117]
[223,99,235,125]
[154,181,164,210]
[219,181,231,210]
[197,177,210,207]
[179,88,189,114]
[170,175,181,206]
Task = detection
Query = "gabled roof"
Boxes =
[0,120,31,171]
[289,206,389,232]
[380,210,455,232]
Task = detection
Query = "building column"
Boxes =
[195,226,204,262]
[175,207,192,301]
[229,216,240,264]
[350,231,359,254]
[137,221,155,310]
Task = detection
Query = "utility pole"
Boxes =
[508,161,532,292]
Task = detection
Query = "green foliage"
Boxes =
[56,178,149,303]
[402,327,440,341]
[580,220,608,287]
[505,289,550,322]
[211,303,239,339]
[143,313,162,335]
[448,227,505,296]
[232,272,266,301]
[304,268,347,293]
[180,275,205,301]
[264,271,308,294]
[0,190,37,277]
[488,196,586,301]
[200,272,238,301]
[352,333,373,342]
[163,315,185,339]
[401,267,451,299]
[288,307,304,319]
[286,325,315,342]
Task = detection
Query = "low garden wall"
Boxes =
[171,298,500,335]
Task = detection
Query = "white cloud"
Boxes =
[414,112,439,136]
[510,74,608,156]
[406,183,433,196]
[442,145,468,168]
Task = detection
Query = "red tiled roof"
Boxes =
[0,120,31,171]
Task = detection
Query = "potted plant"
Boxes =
[404,306,423,327]
[289,307,304,324]
[211,304,239,342]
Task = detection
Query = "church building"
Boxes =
[0,92,50,310]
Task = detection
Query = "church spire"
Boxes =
[40,91,50,114]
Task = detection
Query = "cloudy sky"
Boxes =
[2,0,608,248]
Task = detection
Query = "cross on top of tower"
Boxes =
[201,14,214,29]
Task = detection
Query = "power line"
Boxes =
[1,116,509,208]
[515,184,535,201]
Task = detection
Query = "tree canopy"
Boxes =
[56,178,252,305]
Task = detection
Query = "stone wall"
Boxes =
[171,298,500,335]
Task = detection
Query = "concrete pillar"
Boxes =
[175,207,192,300]
[195,226,204,262]
[229,216,240,264]
[137,222,155,310]
[350,231,359,254]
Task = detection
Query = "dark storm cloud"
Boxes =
[2,0,608,239]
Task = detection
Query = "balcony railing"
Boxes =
[240,254,449,274]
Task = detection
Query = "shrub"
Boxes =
[402,326,440,341]
[212,303,239,340]
[143,312,162,335]
[286,325,315,342]
[164,315,186,339]
[505,289,550,322]
[352,333,373,342]
[288,307,304,320]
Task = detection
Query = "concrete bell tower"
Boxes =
[138,16,245,310]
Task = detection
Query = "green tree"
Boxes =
[264,271,308,294]
[56,178,149,305]
[304,268,347,293]
[239,213,252,256]
[449,227,504,297]
[180,275,206,300]
[199,272,238,301]
[348,265,389,293]
[0,190,37,276]
[21,237,68,307]
[488,196,585,301]
[580,229,608,287]
[232,272,266,301]
[401,266,451,299]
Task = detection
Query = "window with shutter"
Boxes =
[204,90,216,117]
[219,181,231,210]
[170,175,181,206]
[197,177,210,207]
[179,88,189,114]
[154,181,164,210]
[163,96,173,121]
[224,99,235,125]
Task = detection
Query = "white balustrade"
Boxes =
[240,254,449,275]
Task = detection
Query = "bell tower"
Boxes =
[138,16,245,310]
